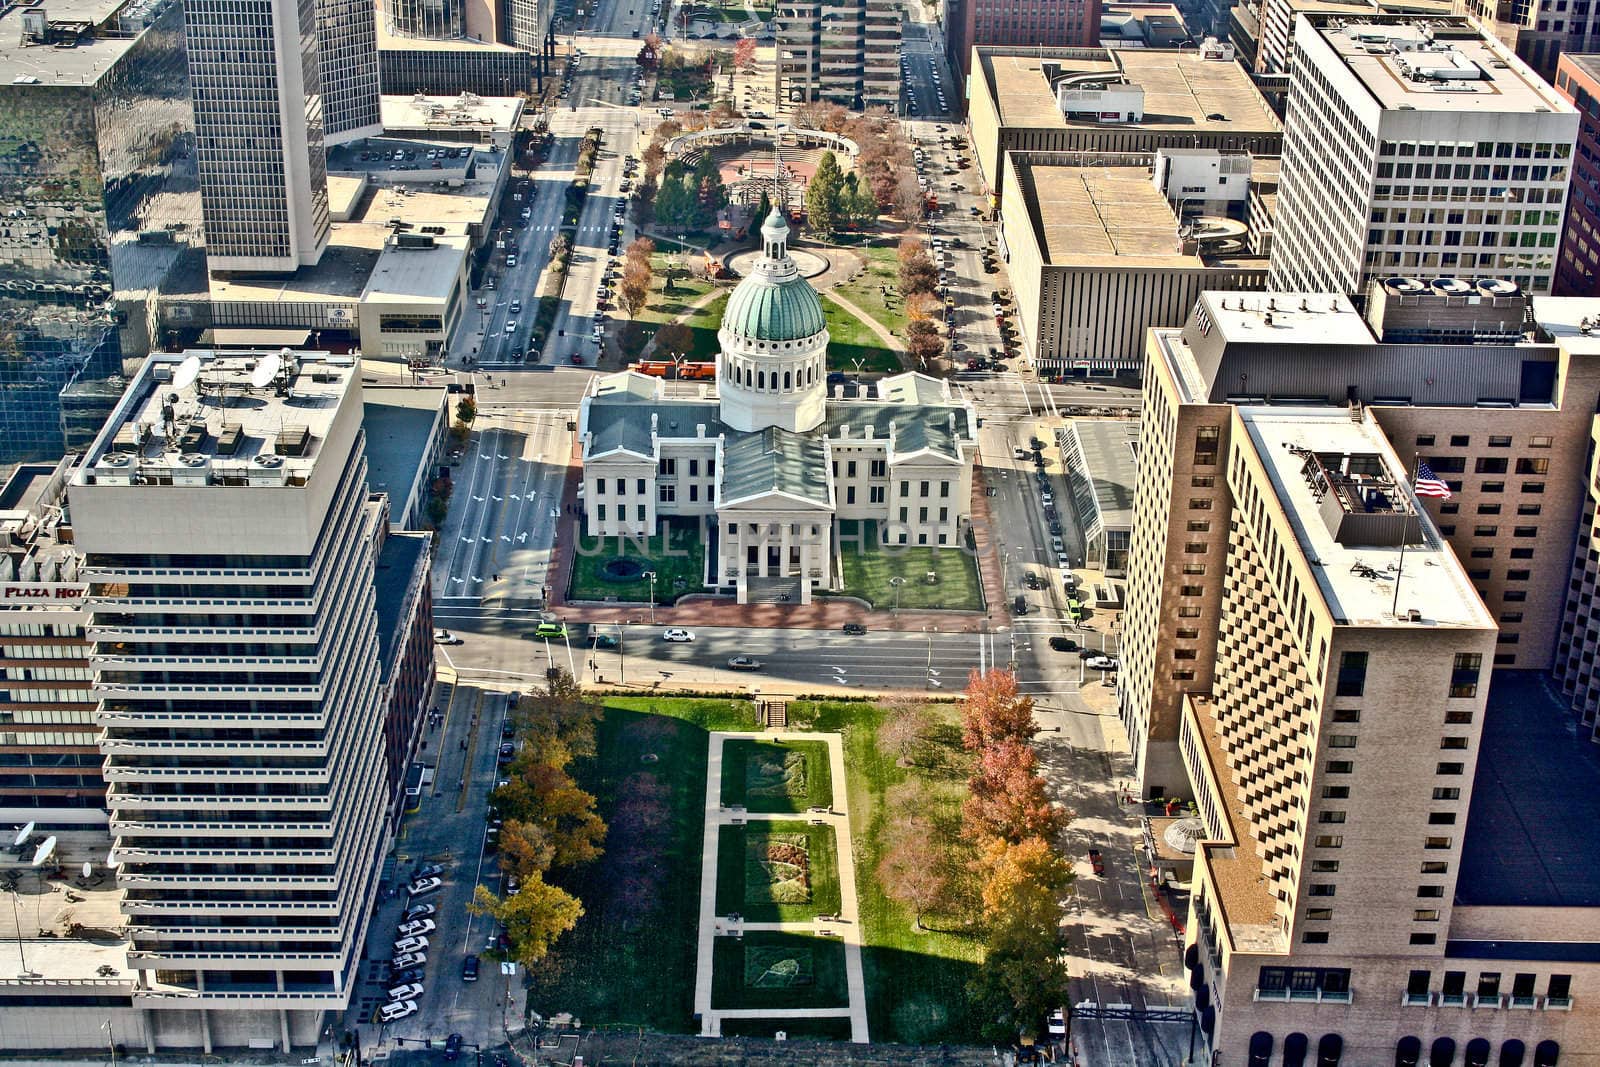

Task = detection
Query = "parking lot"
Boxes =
[347,682,527,1054]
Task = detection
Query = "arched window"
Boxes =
[757,371,765,389]
[784,371,792,390]
[1499,1040,1526,1067]
[1431,1037,1457,1067]
[1318,1034,1344,1066]
[1533,1040,1559,1067]
[1284,1032,1309,1067]
[1465,1039,1491,1067]
[1397,1036,1423,1067]
[1248,1032,1273,1067]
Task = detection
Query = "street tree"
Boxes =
[652,322,694,362]
[963,740,1067,844]
[878,819,949,930]
[733,36,758,72]
[805,150,845,236]
[961,669,1038,750]
[906,319,943,368]
[620,262,652,318]
[470,877,583,968]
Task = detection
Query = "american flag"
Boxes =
[1413,461,1452,499]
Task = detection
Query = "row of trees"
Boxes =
[875,673,1073,1040]
[469,674,608,968]
[897,239,947,369]
[803,151,882,236]
[618,237,655,319]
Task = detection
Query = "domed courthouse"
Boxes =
[577,211,979,604]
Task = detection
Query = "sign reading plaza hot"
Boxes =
[0,583,88,603]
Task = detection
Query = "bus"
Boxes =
[632,360,716,380]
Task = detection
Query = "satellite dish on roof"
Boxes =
[250,352,281,389]
[82,861,92,879]
[172,354,201,390]
[13,821,34,848]
[31,835,56,866]
[105,849,120,870]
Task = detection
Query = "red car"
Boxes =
[570,354,584,365]
[1088,848,1105,876]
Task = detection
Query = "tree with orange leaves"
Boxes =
[960,668,1037,751]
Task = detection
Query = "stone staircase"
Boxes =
[760,699,788,730]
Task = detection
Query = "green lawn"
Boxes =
[568,516,706,604]
[711,931,850,1010]
[720,738,834,812]
[834,519,984,611]
[785,700,985,1044]
[529,700,716,1031]
[715,821,841,922]
[820,294,901,374]
[831,244,910,339]
[627,257,727,362]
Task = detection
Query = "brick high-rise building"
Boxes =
[1553,53,1600,296]
[944,0,1103,80]
[1453,0,1600,77]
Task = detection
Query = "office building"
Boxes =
[1177,404,1600,1062]
[69,350,390,1050]
[1247,0,1451,74]
[944,0,1103,80]
[967,45,1282,206]
[1125,285,1600,796]
[0,0,209,463]
[318,0,383,143]
[579,211,977,603]
[998,150,1270,373]
[186,0,332,272]
[378,30,536,97]
[775,0,901,112]
[1553,53,1600,296]
[1269,15,1578,297]
[0,460,100,826]
[1453,0,1600,76]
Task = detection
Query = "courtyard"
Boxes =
[835,519,985,612]
[568,516,706,604]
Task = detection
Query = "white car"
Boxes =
[378,999,418,1023]
[393,935,429,954]
[1048,1009,1067,1036]
[505,321,517,334]
[397,918,436,937]
[391,951,427,969]
[1085,656,1120,671]
[433,628,462,645]
[403,902,436,921]
[387,983,424,1002]
[506,254,517,267]
[661,628,695,642]
[408,876,442,897]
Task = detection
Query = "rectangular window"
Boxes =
[900,481,909,497]
[1314,835,1343,848]
[1510,547,1535,560]
[1433,787,1461,800]
[1418,885,1445,898]
[846,486,855,505]
[1319,811,1347,824]
[597,504,607,521]
[1414,910,1439,921]
[1441,737,1469,750]
[1549,975,1572,1001]
[1482,481,1505,494]
[1410,933,1438,945]
[1306,908,1333,920]
[1322,786,1350,799]
[1450,434,1471,447]
[1423,861,1449,874]
[1189,498,1213,510]
[1517,503,1542,516]
[1437,762,1464,775]
[1191,475,1215,487]
[1516,458,1549,475]
[1185,542,1207,554]
[870,460,885,477]
[1303,931,1330,944]
[1312,860,1340,873]
[635,479,645,495]
[1336,651,1367,696]
[1408,970,1432,995]
[940,481,950,498]
[1327,760,1353,774]
[1428,812,1457,825]
[1333,709,1360,723]
[919,481,930,497]
[1507,570,1531,582]
[1329,735,1357,748]
[1522,482,1545,494]
[1478,973,1501,998]
[1488,435,1512,447]
[1186,520,1210,532]
[1425,836,1453,849]
[1477,504,1502,515]
[1474,525,1499,537]
[658,458,677,476]
[1450,653,1482,698]
[658,484,676,503]
[1475,457,1507,474]
[689,459,699,477]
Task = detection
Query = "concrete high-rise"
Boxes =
[775,0,901,111]
[1552,52,1600,296]
[69,350,389,1050]
[1269,14,1577,297]
[1453,0,1600,76]
[0,0,209,462]
[185,0,333,272]
[943,0,1102,79]
[317,0,383,143]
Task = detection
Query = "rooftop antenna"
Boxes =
[250,351,281,391]
[171,353,201,391]
[12,822,33,850]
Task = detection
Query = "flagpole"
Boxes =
[1392,452,1415,618]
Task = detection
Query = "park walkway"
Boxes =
[692,731,869,1043]
[824,288,905,357]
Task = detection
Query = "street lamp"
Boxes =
[643,570,657,625]
[889,575,904,613]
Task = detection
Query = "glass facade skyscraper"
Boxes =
[0,0,208,463]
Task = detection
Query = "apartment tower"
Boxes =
[186,0,333,272]
[775,0,901,111]
[69,351,389,1050]
[1269,14,1578,297]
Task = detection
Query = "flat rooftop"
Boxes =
[1199,290,1373,346]
[380,92,522,133]
[1532,295,1600,358]
[1069,419,1138,530]
[208,224,385,306]
[375,532,428,675]
[979,47,1282,133]
[1017,160,1266,268]
[363,231,470,305]
[1237,407,1493,629]
[0,829,135,988]
[363,386,446,509]
[376,20,527,53]
[0,0,147,86]
[80,351,355,486]
[1456,671,1600,908]
[1307,16,1575,114]
[353,183,497,228]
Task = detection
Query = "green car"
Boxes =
[532,621,566,639]
[590,632,619,649]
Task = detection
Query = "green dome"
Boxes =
[723,272,826,342]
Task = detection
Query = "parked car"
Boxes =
[403,903,436,921]
[415,864,446,879]
[843,622,867,635]
[727,656,763,671]
[662,628,695,642]
[397,919,436,938]
[388,967,424,985]
[590,632,619,649]
[445,1034,464,1061]
[391,951,427,969]
[433,628,462,645]
[387,982,424,1001]
[462,954,480,982]
[407,876,442,897]
[1048,636,1080,653]
[378,1000,418,1023]
[1088,848,1106,875]
[498,742,515,763]
[393,935,429,954]
[1085,656,1119,671]
[1048,1009,1067,1036]
[533,621,566,638]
